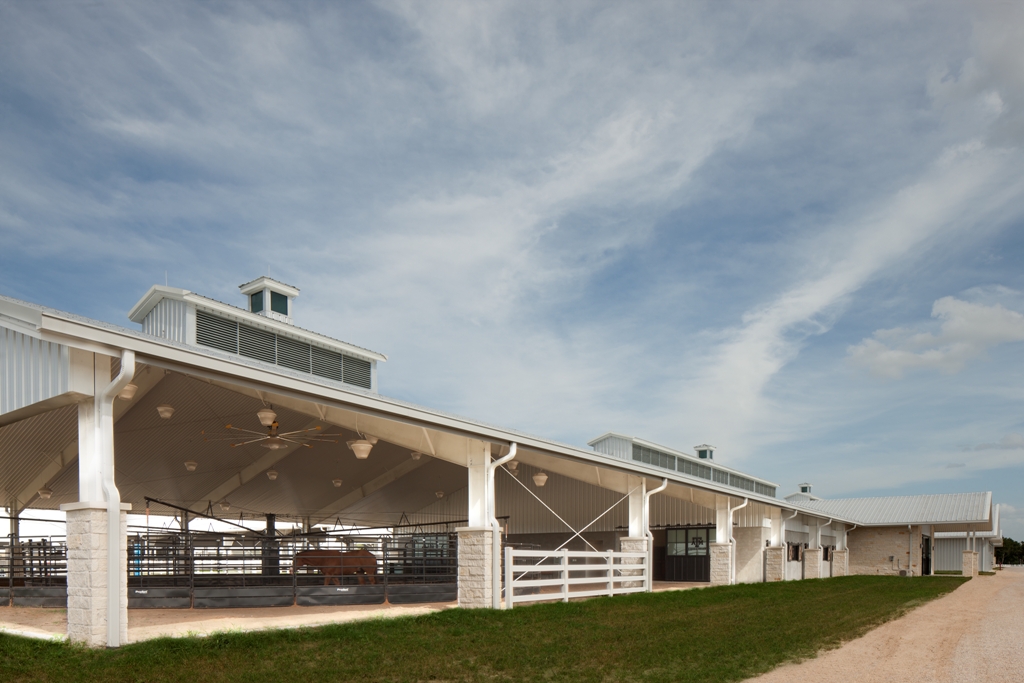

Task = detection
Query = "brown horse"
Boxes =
[292,548,378,585]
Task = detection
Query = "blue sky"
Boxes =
[2,2,1023,536]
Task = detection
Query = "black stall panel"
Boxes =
[11,586,67,607]
[295,584,386,606]
[386,583,456,604]
[193,586,295,609]
[128,587,191,609]
[383,533,457,604]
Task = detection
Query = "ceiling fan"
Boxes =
[202,408,343,450]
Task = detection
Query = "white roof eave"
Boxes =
[26,308,851,522]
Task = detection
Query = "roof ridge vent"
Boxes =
[239,276,299,325]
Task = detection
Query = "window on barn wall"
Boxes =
[788,542,801,562]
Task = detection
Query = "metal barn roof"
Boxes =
[797,492,993,530]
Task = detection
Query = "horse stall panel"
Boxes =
[382,533,457,604]
[128,587,191,609]
[193,586,295,609]
[6,536,68,607]
[386,583,457,604]
[295,584,386,606]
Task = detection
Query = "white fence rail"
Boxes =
[504,547,648,608]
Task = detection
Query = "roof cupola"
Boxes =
[239,277,299,324]
[694,444,715,460]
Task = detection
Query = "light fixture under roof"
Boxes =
[347,439,374,460]
[532,472,549,487]
[410,452,422,460]
[261,437,288,450]
[256,408,277,427]
[157,404,175,419]
[332,478,343,488]
[435,490,445,499]
[507,461,519,474]
[118,383,138,401]
[37,487,52,500]
[184,461,198,472]
[219,501,230,512]
[266,469,278,481]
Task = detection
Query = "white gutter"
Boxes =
[729,498,749,585]
[488,443,517,609]
[644,479,669,592]
[816,519,832,551]
[102,350,135,647]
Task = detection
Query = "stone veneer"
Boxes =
[764,546,785,582]
[846,526,921,576]
[619,537,648,589]
[65,506,128,647]
[803,547,823,579]
[831,549,849,577]
[962,550,978,578]
[710,542,731,586]
[456,527,492,609]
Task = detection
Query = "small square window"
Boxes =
[250,291,264,313]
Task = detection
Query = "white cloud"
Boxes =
[848,296,1024,379]
[973,433,1024,451]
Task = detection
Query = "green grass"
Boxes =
[0,576,965,683]
[934,569,962,575]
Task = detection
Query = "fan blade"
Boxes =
[229,437,268,447]
[226,425,266,436]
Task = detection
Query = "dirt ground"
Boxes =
[0,601,457,643]
[751,567,1024,683]
[0,580,702,644]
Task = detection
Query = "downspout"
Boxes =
[908,525,913,577]
[782,509,799,577]
[100,350,135,647]
[488,443,516,609]
[729,498,749,585]
[643,479,669,592]
[818,518,832,578]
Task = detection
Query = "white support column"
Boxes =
[711,496,732,585]
[61,351,134,648]
[765,507,785,582]
[457,441,492,609]
[620,476,648,587]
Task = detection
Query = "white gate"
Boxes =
[504,547,648,608]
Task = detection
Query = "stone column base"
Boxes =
[831,549,849,577]
[62,503,129,647]
[765,546,785,582]
[803,548,823,579]
[710,543,732,586]
[456,527,492,609]
[962,549,978,578]
[619,537,648,589]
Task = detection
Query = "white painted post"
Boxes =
[607,550,613,596]
[504,546,513,609]
[562,548,569,602]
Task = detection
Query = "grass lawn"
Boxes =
[0,576,966,683]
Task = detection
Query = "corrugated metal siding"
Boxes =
[0,404,78,507]
[590,435,632,460]
[141,299,189,343]
[0,327,70,416]
[799,492,991,525]
[934,537,966,572]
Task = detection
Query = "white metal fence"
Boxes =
[504,547,648,608]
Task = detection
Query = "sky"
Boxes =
[1,1,1023,538]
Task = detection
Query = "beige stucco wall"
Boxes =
[848,526,922,576]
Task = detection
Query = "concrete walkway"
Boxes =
[751,568,1024,683]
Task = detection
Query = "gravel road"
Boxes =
[750,568,1024,683]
